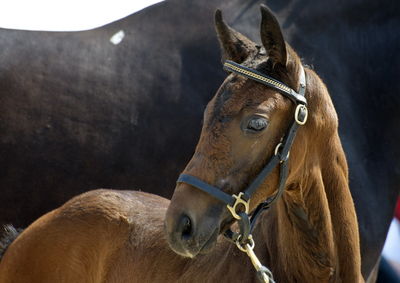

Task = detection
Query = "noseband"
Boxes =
[177,60,308,282]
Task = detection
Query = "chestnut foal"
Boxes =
[0,6,363,283]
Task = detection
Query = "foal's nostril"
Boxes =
[178,214,193,240]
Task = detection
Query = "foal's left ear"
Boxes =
[260,5,287,67]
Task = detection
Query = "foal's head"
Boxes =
[165,6,331,258]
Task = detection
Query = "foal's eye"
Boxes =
[247,117,268,132]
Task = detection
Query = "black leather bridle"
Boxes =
[176,60,308,282]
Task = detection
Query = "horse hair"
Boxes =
[0,225,22,260]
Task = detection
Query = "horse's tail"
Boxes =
[0,225,22,260]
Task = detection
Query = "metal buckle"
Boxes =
[227,192,249,220]
[295,104,308,125]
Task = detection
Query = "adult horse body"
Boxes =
[0,0,399,279]
[0,0,227,227]
[1,7,364,282]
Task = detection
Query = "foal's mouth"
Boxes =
[197,215,240,257]
[194,216,235,256]
[198,227,219,255]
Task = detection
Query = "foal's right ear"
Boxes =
[260,5,287,67]
[215,9,256,63]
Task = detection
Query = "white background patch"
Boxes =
[0,0,164,31]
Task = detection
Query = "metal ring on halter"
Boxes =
[236,234,255,252]
[274,142,289,162]
[274,143,283,156]
[227,192,250,220]
[295,104,308,125]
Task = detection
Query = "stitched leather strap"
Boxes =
[224,60,307,105]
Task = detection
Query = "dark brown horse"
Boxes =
[0,6,365,282]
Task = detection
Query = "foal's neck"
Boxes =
[259,133,362,282]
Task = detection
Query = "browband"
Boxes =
[223,60,307,105]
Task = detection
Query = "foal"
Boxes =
[0,6,363,283]
[165,4,363,282]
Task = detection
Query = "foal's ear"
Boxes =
[215,9,256,63]
[260,5,287,67]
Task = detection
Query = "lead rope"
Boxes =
[235,234,275,283]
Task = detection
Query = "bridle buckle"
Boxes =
[227,192,250,220]
[295,104,308,125]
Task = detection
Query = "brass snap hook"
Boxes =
[235,234,255,252]
[227,192,250,220]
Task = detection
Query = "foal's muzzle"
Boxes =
[164,184,224,258]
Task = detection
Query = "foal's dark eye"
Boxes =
[247,117,268,132]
